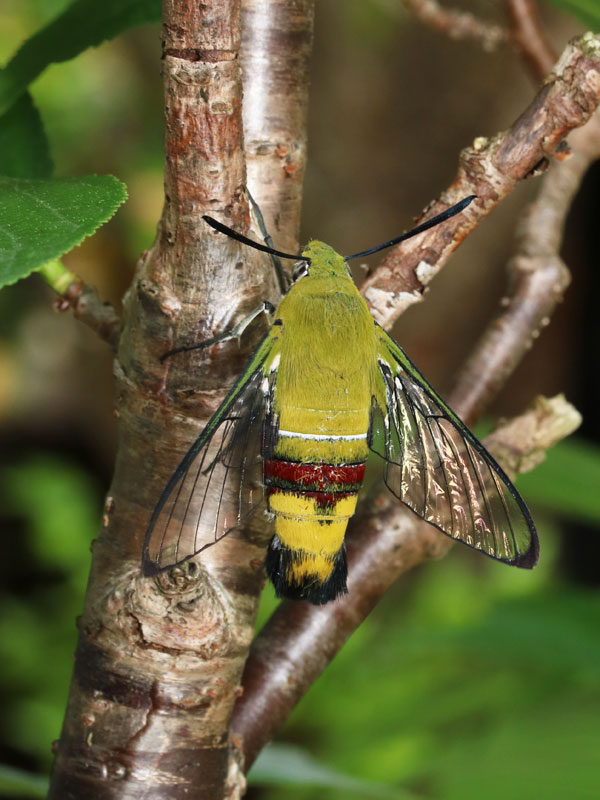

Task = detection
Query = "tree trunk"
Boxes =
[47,2,313,798]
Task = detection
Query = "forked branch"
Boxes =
[360,34,600,329]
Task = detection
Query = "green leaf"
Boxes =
[0,764,48,798]
[0,93,52,178]
[517,437,600,524]
[546,0,600,30]
[0,174,127,287]
[249,744,405,799]
[0,0,161,116]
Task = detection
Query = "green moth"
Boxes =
[142,197,538,604]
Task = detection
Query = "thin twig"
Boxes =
[61,282,121,348]
[483,394,582,474]
[450,7,600,422]
[505,0,557,80]
[39,259,121,348]
[404,0,555,71]
[404,0,509,51]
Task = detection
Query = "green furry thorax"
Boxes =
[273,256,382,415]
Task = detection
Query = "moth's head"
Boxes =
[300,240,348,278]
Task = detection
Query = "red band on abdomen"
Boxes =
[264,460,366,488]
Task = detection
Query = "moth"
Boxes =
[142,197,538,604]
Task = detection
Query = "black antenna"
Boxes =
[345,195,477,261]
[203,215,308,262]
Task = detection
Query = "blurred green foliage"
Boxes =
[0,431,591,786]
[1,0,599,798]
[0,454,100,771]
[252,512,599,799]
[0,0,160,116]
[3,441,600,798]
[518,437,600,524]
[252,434,600,799]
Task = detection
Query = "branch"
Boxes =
[449,119,600,423]
[484,394,582,474]
[232,394,581,768]
[360,33,600,330]
[450,12,600,422]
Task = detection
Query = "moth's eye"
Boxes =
[293,260,309,282]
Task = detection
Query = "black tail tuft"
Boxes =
[265,536,348,605]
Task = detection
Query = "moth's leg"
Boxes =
[160,301,275,362]
[248,189,291,294]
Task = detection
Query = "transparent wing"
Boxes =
[142,333,278,576]
[371,325,538,567]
